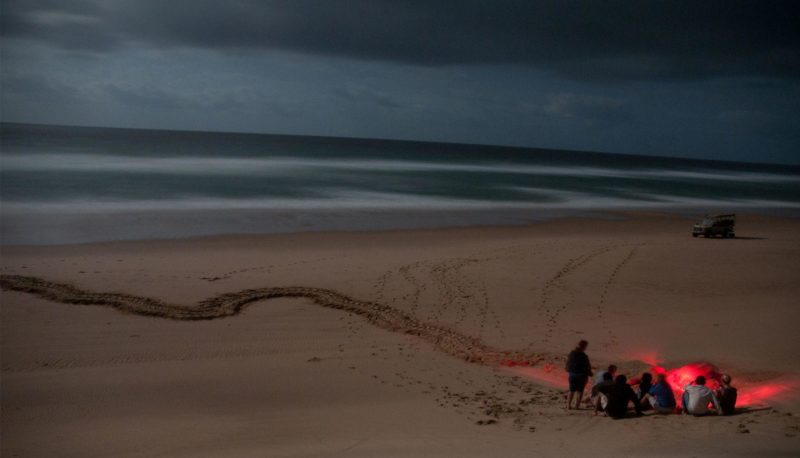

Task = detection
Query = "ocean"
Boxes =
[2,122,799,245]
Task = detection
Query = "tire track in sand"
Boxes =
[527,245,614,349]
[398,262,425,315]
[596,246,639,350]
[0,274,547,369]
[426,256,505,338]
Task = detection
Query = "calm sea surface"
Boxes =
[2,123,799,244]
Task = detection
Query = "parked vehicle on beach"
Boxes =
[692,214,736,238]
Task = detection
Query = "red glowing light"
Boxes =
[660,362,720,394]
[625,350,662,367]
[501,359,531,367]
[648,362,800,408]
[505,358,800,409]
[737,380,797,407]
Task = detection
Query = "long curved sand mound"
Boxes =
[0,274,547,368]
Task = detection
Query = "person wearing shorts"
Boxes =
[565,340,592,409]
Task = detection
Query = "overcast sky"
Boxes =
[2,1,799,164]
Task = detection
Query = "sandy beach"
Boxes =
[2,212,799,457]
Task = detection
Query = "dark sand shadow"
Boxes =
[600,406,772,420]
[696,236,767,241]
[727,406,773,416]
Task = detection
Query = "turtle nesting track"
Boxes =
[0,274,547,369]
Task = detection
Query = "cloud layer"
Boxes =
[3,0,799,80]
[1,1,799,164]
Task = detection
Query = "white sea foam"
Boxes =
[2,153,797,183]
[3,189,798,215]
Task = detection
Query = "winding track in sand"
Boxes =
[0,274,547,368]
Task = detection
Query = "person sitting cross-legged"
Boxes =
[595,364,618,385]
[715,374,738,416]
[643,373,676,414]
[635,372,654,409]
[591,371,615,414]
[596,374,643,419]
[682,375,721,416]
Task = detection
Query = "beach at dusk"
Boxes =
[3,213,800,456]
[2,1,799,457]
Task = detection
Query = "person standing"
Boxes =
[565,340,592,409]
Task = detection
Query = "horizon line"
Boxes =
[2,120,798,169]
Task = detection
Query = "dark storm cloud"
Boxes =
[2,0,798,80]
[103,83,199,110]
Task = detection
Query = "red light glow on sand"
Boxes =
[736,380,797,407]
[651,362,720,395]
[652,362,799,407]
[503,359,800,408]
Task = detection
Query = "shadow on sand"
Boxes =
[728,406,773,416]
[697,236,767,241]
[602,406,771,420]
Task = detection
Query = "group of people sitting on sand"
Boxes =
[566,340,738,419]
